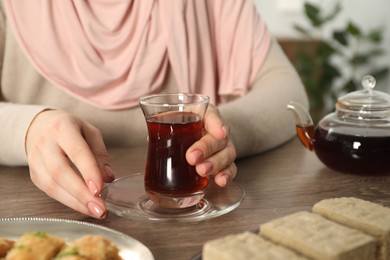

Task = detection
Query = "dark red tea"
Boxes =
[144,111,208,197]
[296,125,315,151]
[312,126,390,174]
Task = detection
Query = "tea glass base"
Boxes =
[145,190,204,209]
[101,173,245,222]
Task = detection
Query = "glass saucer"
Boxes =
[101,173,245,222]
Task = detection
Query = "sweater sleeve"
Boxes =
[0,103,49,166]
[0,3,50,166]
[218,38,309,158]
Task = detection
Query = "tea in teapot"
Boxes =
[288,75,390,175]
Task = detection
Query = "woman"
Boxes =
[0,0,308,218]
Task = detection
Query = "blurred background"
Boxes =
[254,0,390,122]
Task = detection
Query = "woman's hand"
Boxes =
[25,110,115,219]
[186,105,237,187]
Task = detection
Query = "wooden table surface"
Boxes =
[1,138,390,259]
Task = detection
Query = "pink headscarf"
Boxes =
[4,0,270,109]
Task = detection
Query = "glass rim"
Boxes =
[139,93,210,106]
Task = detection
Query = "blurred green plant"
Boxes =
[293,2,389,122]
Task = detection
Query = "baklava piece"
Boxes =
[6,231,64,260]
[0,238,14,257]
[56,235,121,260]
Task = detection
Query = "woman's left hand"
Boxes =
[186,105,237,187]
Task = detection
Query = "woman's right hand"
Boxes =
[25,110,115,218]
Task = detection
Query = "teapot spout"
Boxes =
[287,101,315,151]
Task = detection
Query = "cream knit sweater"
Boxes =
[0,2,308,166]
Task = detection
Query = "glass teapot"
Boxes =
[287,75,390,175]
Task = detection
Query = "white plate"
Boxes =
[0,217,154,260]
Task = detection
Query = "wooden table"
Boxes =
[1,138,390,259]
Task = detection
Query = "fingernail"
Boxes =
[104,165,115,180]
[190,150,204,164]
[87,201,108,219]
[199,161,213,176]
[219,173,229,187]
[221,125,227,139]
[88,181,99,196]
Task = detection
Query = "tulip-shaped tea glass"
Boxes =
[101,93,245,222]
[139,93,209,209]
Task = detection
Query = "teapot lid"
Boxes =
[336,75,390,121]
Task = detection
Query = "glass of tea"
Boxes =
[139,93,210,209]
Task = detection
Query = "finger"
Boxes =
[203,105,227,140]
[186,133,227,165]
[214,163,238,187]
[55,120,107,196]
[187,106,229,165]
[81,122,115,183]
[195,140,236,177]
[29,146,107,218]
